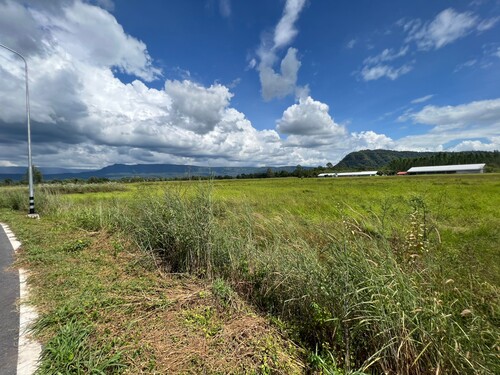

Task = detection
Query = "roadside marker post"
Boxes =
[0,43,39,219]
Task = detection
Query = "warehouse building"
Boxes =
[318,171,378,177]
[407,163,485,175]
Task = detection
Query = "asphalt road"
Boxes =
[0,225,19,375]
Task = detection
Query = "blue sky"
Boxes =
[0,0,499,168]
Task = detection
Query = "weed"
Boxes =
[61,239,91,253]
[212,278,235,308]
[183,306,222,337]
[36,319,125,374]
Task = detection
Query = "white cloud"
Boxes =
[3,0,359,169]
[454,59,478,72]
[165,80,232,134]
[0,0,46,56]
[45,0,161,81]
[411,94,434,104]
[363,46,409,65]
[360,46,411,81]
[406,8,479,50]
[361,63,413,81]
[449,137,500,152]
[255,0,307,100]
[350,131,394,150]
[477,16,499,32]
[1,0,496,170]
[395,99,500,152]
[401,98,500,128]
[273,0,307,50]
[0,0,293,168]
[95,0,115,12]
[275,97,393,158]
[450,138,500,152]
[259,47,301,101]
[247,58,257,70]
[362,9,497,83]
[346,39,357,49]
[277,96,345,136]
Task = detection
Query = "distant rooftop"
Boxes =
[318,171,378,177]
[407,164,485,173]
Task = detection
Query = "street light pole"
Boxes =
[0,43,37,217]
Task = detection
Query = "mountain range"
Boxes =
[0,163,299,181]
[1,149,498,181]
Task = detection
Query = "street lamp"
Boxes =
[0,43,38,218]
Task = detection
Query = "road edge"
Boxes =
[0,224,41,375]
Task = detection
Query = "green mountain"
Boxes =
[333,149,500,172]
[333,150,436,170]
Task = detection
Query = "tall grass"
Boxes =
[129,183,227,278]
[6,181,497,373]
[0,186,54,213]
[122,183,498,374]
[0,183,127,217]
[39,182,127,195]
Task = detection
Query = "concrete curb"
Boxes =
[0,224,41,375]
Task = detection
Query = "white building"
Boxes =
[318,171,378,177]
[407,164,485,175]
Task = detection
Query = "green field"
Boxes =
[211,175,500,284]
[1,174,499,374]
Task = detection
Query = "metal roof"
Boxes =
[337,171,378,176]
[407,164,485,173]
[318,171,378,177]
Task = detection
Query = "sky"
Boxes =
[0,0,499,169]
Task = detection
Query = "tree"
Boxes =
[326,162,334,169]
[23,166,43,184]
[266,168,274,178]
[293,165,305,178]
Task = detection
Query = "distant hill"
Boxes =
[333,149,499,172]
[0,163,301,181]
[333,150,436,170]
[0,166,91,174]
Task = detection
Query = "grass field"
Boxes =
[1,173,499,374]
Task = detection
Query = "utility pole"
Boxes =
[0,43,38,218]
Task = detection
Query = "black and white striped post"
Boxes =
[0,43,38,218]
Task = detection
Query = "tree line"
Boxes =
[384,151,500,174]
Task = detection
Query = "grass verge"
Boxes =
[2,206,304,374]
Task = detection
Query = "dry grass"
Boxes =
[126,282,304,374]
